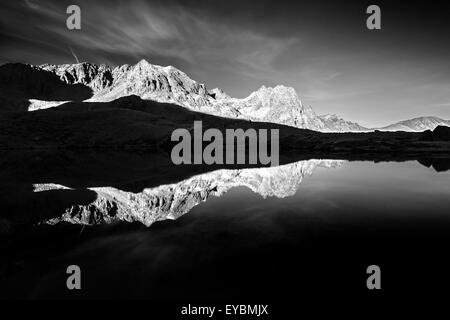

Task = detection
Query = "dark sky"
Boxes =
[1,0,450,126]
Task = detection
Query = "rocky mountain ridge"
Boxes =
[36,60,367,131]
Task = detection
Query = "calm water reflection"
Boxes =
[1,160,449,300]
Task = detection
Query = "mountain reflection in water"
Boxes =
[1,158,450,301]
[36,159,345,227]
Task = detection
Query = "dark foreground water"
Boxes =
[0,159,449,305]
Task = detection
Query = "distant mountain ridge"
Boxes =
[1,60,449,132]
[375,116,450,132]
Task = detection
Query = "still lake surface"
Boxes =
[1,159,449,301]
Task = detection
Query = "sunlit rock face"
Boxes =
[219,85,326,129]
[89,60,212,108]
[39,60,241,118]
[319,114,369,132]
[39,159,344,227]
[41,62,113,92]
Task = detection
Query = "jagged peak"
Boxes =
[136,58,150,66]
[244,84,302,107]
[131,60,188,78]
[134,59,172,70]
[133,59,158,70]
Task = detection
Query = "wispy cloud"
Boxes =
[23,0,40,10]
[68,46,80,63]
[324,72,341,81]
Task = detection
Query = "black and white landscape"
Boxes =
[1,0,450,311]
[2,60,450,132]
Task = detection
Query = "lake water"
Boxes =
[1,159,449,303]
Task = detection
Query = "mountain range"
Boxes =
[1,59,448,132]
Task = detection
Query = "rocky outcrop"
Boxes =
[0,63,92,104]
[418,125,450,142]
[432,125,450,141]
